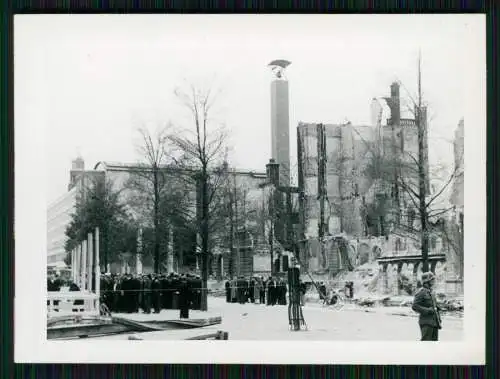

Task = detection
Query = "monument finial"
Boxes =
[268,59,292,80]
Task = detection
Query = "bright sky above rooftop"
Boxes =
[13,14,482,205]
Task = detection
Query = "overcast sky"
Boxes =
[14,14,483,205]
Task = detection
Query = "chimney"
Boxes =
[266,158,280,187]
[72,156,85,171]
[390,82,401,127]
[68,156,85,190]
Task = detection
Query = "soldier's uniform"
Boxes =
[412,272,442,341]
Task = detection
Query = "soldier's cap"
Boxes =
[421,272,435,283]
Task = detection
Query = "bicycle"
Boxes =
[322,291,346,310]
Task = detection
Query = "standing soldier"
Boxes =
[412,272,442,341]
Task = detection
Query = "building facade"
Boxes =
[47,156,103,268]
[54,160,269,276]
[47,187,77,266]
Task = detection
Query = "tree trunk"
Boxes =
[458,213,464,278]
[102,224,109,271]
[200,168,209,311]
[417,108,429,272]
[228,192,234,278]
[153,168,160,274]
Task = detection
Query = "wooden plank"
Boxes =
[48,316,223,340]
[89,327,226,341]
[48,323,131,340]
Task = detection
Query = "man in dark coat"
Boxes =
[179,276,190,318]
[163,275,173,310]
[258,277,265,304]
[47,274,62,292]
[237,277,244,304]
[193,275,202,310]
[132,275,141,313]
[249,278,255,303]
[120,275,130,312]
[412,272,442,341]
[282,280,288,305]
[225,280,231,303]
[231,279,237,303]
[151,274,162,313]
[243,278,250,303]
[299,281,306,306]
[141,275,152,314]
[319,282,327,304]
[266,277,274,306]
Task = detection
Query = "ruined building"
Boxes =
[296,82,430,277]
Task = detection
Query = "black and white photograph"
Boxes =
[15,14,485,364]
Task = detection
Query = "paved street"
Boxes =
[109,296,463,341]
[208,297,463,341]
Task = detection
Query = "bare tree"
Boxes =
[126,126,191,273]
[361,57,463,273]
[168,81,228,311]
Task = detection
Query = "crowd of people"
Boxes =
[47,272,204,315]
[224,276,307,306]
[100,272,203,314]
[47,271,331,313]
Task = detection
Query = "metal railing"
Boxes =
[47,291,100,318]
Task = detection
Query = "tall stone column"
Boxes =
[81,240,87,291]
[167,228,174,273]
[87,233,93,292]
[136,228,143,274]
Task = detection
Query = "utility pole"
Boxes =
[228,185,234,279]
[317,123,328,268]
[417,51,430,273]
[270,187,275,275]
[233,171,240,277]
